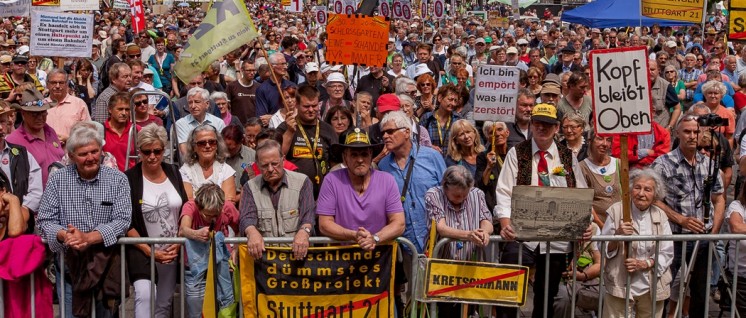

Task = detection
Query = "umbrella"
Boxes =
[177,2,189,7]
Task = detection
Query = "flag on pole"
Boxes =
[174,0,259,83]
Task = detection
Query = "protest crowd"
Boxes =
[3,0,746,317]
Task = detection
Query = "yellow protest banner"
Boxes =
[240,244,397,317]
[32,0,59,5]
[174,0,258,83]
[325,14,390,67]
[421,259,529,306]
[730,1,746,41]
[640,0,704,23]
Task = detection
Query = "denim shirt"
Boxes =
[379,142,446,253]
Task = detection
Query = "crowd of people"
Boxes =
[0,1,745,317]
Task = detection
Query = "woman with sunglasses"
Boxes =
[663,65,686,120]
[432,36,447,68]
[265,31,280,55]
[415,73,437,118]
[180,124,236,202]
[148,37,175,96]
[125,124,188,318]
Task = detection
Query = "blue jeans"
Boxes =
[184,232,234,318]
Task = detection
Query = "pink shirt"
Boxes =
[179,200,240,238]
[6,124,65,186]
[45,94,91,141]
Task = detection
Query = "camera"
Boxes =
[697,114,728,127]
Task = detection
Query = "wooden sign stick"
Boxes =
[619,135,631,257]
[262,47,290,114]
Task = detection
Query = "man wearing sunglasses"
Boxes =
[0,55,44,102]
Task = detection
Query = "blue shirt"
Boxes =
[255,78,296,117]
[693,81,735,107]
[379,142,446,253]
[420,111,462,156]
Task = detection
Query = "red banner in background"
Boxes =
[129,0,145,33]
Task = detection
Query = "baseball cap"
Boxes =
[376,94,401,113]
[506,47,519,55]
[666,41,677,48]
[516,38,529,45]
[531,103,558,124]
[475,38,486,45]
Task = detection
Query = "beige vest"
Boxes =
[604,203,672,300]
[248,170,306,238]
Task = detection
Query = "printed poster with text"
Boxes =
[729,0,746,41]
[473,65,519,122]
[30,11,93,58]
[420,259,529,306]
[590,47,652,135]
[640,0,704,23]
[240,244,397,317]
[325,14,390,67]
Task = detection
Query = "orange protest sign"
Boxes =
[325,14,390,67]
[33,0,59,5]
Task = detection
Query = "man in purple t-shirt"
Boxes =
[317,128,405,250]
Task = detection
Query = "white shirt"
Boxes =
[140,45,156,64]
[726,201,746,274]
[494,139,588,253]
[0,143,43,212]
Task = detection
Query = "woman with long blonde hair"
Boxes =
[445,119,485,177]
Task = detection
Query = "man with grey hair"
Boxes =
[240,140,315,260]
[175,87,226,156]
[378,110,445,255]
[255,53,296,126]
[38,121,131,317]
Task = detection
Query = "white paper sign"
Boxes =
[343,0,356,14]
[392,0,402,18]
[433,0,444,19]
[332,0,343,14]
[378,0,390,17]
[284,0,302,13]
[60,0,99,11]
[401,0,412,20]
[113,0,128,9]
[313,6,327,25]
[473,65,520,122]
[30,11,94,58]
[590,47,652,135]
[0,0,31,17]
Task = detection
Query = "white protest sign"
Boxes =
[400,0,412,20]
[284,0,302,13]
[332,0,343,14]
[314,6,327,25]
[0,0,30,17]
[433,0,445,19]
[379,0,390,17]
[30,11,93,58]
[590,47,652,135]
[60,0,99,11]
[113,0,128,9]
[392,0,402,18]
[343,0,356,14]
[473,65,520,122]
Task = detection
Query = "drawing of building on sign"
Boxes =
[510,186,594,240]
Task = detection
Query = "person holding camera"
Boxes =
[652,113,726,318]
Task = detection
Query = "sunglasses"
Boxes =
[140,148,164,156]
[195,139,217,147]
[0,63,8,66]
[381,127,406,135]
[419,83,432,87]
[13,61,27,65]
[134,99,148,106]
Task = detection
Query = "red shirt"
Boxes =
[103,121,140,171]
[180,200,239,238]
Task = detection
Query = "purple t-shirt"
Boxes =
[316,169,403,234]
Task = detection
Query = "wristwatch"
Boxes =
[373,234,380,243]
[301,226,312,234]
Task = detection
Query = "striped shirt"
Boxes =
[37,165,132,253]
[426,186,491,261]
[651,148,723,233]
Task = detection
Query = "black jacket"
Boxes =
[124,162,188,282]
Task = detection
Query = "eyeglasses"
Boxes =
[140,148,164,156]
[406,90,417,96]
[13,61,27,65]
[129,54,141,58]
[562,124,582,130]
[259,160,283,170]
[665,70,676,73]
[382,127,406,135]
[134,99,148,106]
[0,63,8,66]
[418,83,432,87]
[195,139,218,148]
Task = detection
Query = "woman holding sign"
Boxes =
[601,168,674,318]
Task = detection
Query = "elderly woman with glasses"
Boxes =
[426,165,492,316]
[125,124,188,318]
[387,53,407,78]
[180,124,236,202]
[211,91,242,130]
[601,168,674,318]
[701,80,736,146]
[559,113,588,162]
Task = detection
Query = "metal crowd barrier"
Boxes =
[45,236,419,318]
[429,234,746,318]
[12,234,746,318]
